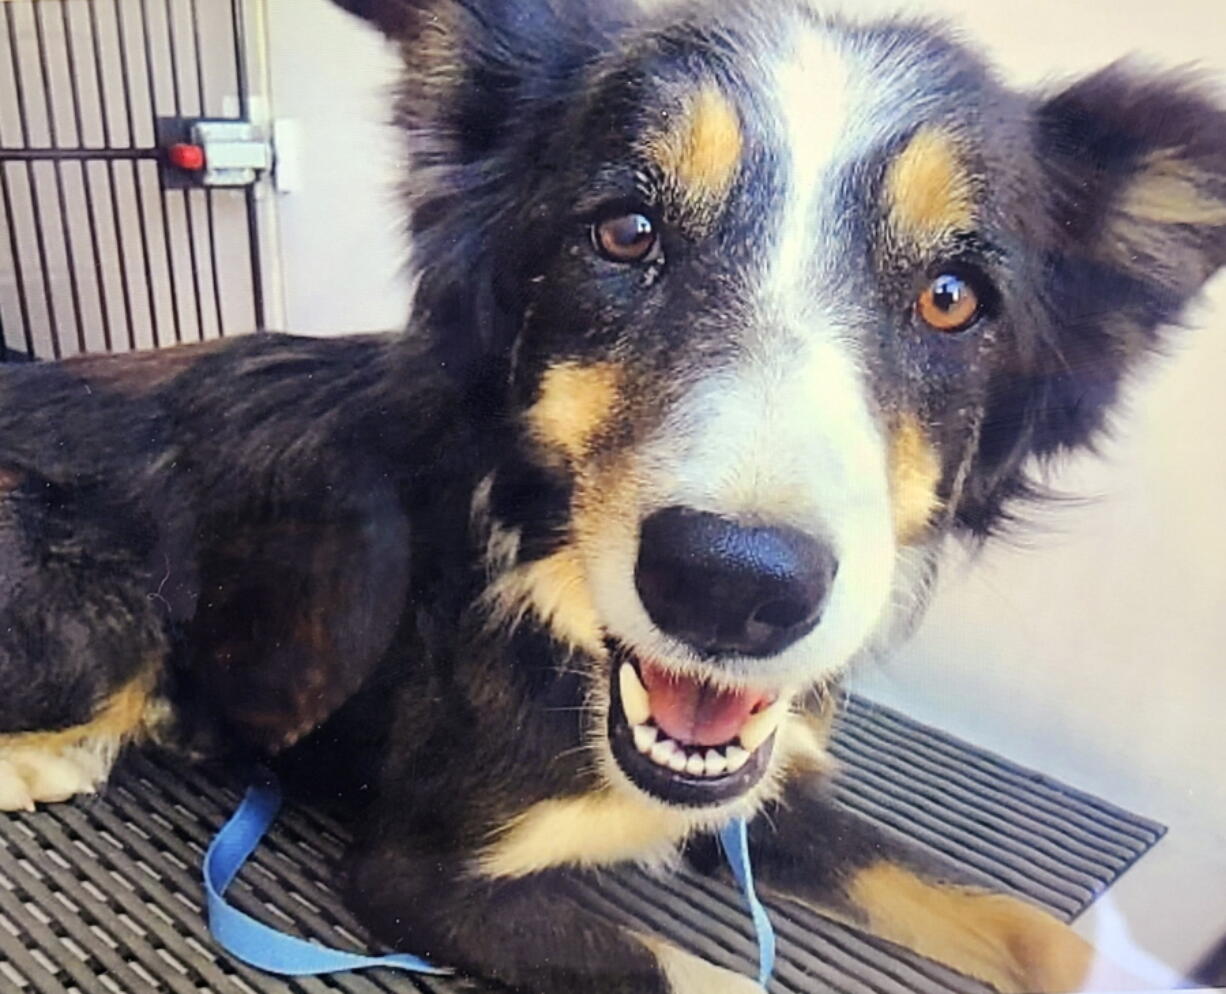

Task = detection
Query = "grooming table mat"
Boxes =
[0,697,1165,993]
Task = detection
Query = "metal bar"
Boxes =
[58,0,87,143]
[244,184,265,331]
[137,0,181,344]
[31,1,86,353]
[0,146,160,161]
[5,5,61,358]
[231,0,265,331]
[106,161,137,350]
[130,158,161,349]
[4,5,31,148]
[161,0,184,114]
[204,187,224,336]
[24,163,61,358]
[61,1,115,352]
[0,164,36,356]
[229,0,250,120]
[163,0,205,341]
[189,0,224,337]
[115,0,163,348]
[111,0,140,148]
[87,0,138,350]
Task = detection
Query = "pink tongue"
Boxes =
[640,661,765,747]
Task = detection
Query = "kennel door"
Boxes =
[0,0,275,360]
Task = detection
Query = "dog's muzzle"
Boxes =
[605,507,835,807]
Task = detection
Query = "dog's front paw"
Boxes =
[648,940,764,994]
[994,897,1096,993]
[0,744,110,811]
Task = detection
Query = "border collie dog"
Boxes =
[1,0,1223,990]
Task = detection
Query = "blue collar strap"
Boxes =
[204,772,776,987]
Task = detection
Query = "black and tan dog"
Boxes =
[2,0,1224,991]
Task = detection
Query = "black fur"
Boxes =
[1,1,1224,991]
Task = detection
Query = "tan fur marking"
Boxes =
[528,362,621,462]
[888,416,942,544]
[0,674,155,752]
[885,127,975,244]
[478,791,694,879]
[1120,151,1226,225]
[648,87,742,211]
[0,673,159,810]
[640,937,764,994]
[849,863,1095,993]
[486,546,603,654]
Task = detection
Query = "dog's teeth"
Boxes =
[738,698,787,753]
[667,750,688,773]
[703,749,728,777]
[650,738,677,768]
[685,753,705,777]
[724,744,750,773]
[633,724,658,754]
[619,663,652,727]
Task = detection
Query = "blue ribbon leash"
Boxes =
[203,771,450,977]
[718,816,777,988]
[205,773,777,988]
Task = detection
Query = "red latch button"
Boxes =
[168,142,205,171]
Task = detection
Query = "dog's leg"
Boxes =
[346,851,762,994]
[690,774,1129,994]
[0,467,169,811]
[0,677,157,811]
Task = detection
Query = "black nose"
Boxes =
[634,506,837,658]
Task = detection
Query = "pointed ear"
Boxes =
[961,66,1226,534]
[1032,65,1226,450]
[334,0,623,369]
[329,0,419,37]
[1039,63,1226,300]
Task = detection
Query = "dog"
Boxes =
[1,0,1224,991]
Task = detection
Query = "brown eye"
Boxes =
[592,212,660,264]
[916,272,981,332]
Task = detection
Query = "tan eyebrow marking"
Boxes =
[646,85,743,215]
[884,126,976,245]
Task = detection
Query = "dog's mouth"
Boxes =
[606,639,788,807]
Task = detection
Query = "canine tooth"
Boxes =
[650,739,677,768]
[619,663,651,727]
[667,750,688,773]
[725,745,750,774]
[685,753,705,777]
[633,724,658,754]
[704,749,728,777]
[739,698,788,753]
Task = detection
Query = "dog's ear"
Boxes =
[962,65,1226,533]
[329,0,417,36]
[332,0,627,372]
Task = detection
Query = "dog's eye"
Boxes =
[592,213,660,264]
[916,272,982,332]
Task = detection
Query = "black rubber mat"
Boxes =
[0,697,1165,993]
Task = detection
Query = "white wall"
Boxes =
[264,0,409,334]
[269,0,1226,974]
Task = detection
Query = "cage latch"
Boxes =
[162,119,271,188]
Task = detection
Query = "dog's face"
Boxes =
[338,0,1226,816]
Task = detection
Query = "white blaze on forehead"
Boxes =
[768,27,855,298]
[580,27,896,686]
[592,330,897,687]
